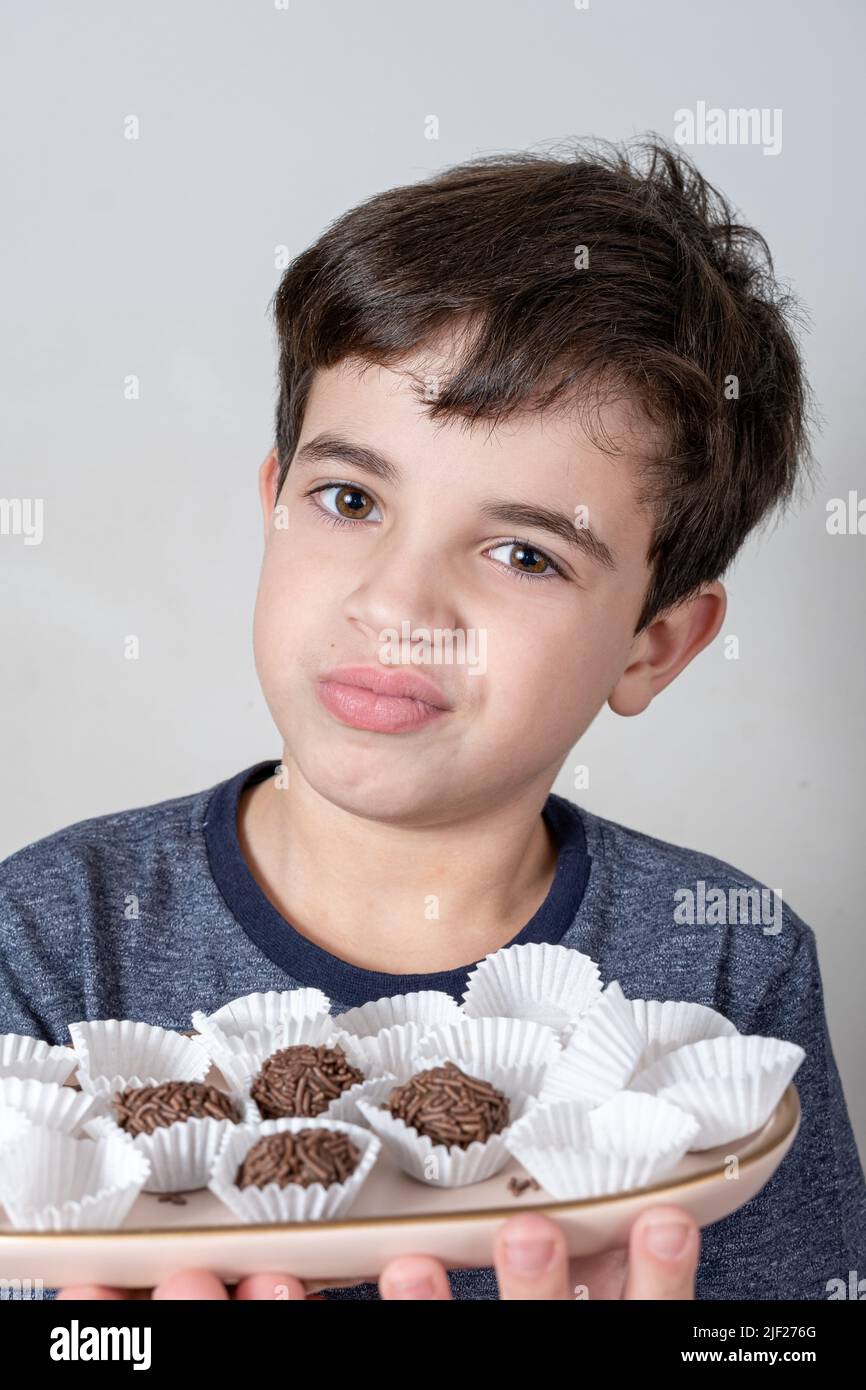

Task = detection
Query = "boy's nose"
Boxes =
[343,553,460,648]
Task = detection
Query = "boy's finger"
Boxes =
[492,1212,572,1300]
[568,1245,629,1300]
[150,1268,231,1299]
[623,1206,701,1300]
[378,1254,454,1300]
[234,1273,308,1300]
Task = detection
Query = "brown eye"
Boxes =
[509,544,549,574]
[487,540,565,583]
[333,486,375,520]
[308,483,383,526]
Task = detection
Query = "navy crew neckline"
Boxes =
[203,759,592,1008]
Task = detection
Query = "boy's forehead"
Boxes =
[299,356,658,555]
[304,357,655,483]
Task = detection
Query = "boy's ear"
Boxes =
[607,582,727,717]
[258,448,280,539]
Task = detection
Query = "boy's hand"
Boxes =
[377,1204,701,1300]
[55,1204,700,1301]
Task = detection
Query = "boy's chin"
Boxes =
[299,755,459,825]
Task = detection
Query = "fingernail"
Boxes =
[503,1238,554,1273]
[387,1276,435,1299]
[644,1218,690,1259]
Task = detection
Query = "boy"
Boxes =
[2,139,864,1301]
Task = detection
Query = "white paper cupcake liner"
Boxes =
[629,999,739,1071]
[208,1116,381,1222]
[69,1020,211,1098]
[0,1124,151,1230]
[331,1021,426,1077]
[191,988,331,1054]
[83,1088,261,1194]
[415,1016,561,1097]
[462,942,602,1040]
[195,1015,343,1092]
[588,1089,701,1156]
[538,981,646,1106]
[0,1076,107,1137]
[331,990,465,1039]
[0,1033,79,1086]
[628,1034,805,1149]
[504,1091,699,1199]
[355,1054,537,1188]
[0,1105,33,1151]
[316,1075,397,1128]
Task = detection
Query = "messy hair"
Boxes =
[269,136,814,633]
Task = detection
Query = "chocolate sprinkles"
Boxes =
[112,1081,242,1137]
[250,1044,365,1120]
[386,1061,510,1150]
[235,1128,361,1190]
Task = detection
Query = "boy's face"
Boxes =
[253,354,712,824]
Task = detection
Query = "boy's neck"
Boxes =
[235,762,560,975]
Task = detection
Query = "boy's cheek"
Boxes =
[253,561,329,657]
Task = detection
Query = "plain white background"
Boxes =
[1,0,863,1158]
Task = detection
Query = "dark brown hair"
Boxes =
[269,137,814,633]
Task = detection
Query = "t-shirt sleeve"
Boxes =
[0,844,80,1301]
[696,912,866,1300]
[0,841,87,1045]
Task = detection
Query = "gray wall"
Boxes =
[1,0,863,1157]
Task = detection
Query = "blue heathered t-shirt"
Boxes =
[0,757,864,1301]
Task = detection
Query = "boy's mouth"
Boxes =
[315,663,452,733]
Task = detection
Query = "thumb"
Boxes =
[623,1205,701,1300]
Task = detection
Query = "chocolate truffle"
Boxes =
[386,1061,510,1150]
[235,1128,361,1190]
[113,1081,242,1137]
[250,1044,365,1120]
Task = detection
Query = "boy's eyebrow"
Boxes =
[293,432,618,571]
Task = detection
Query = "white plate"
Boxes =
[0,1062,799,1290]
